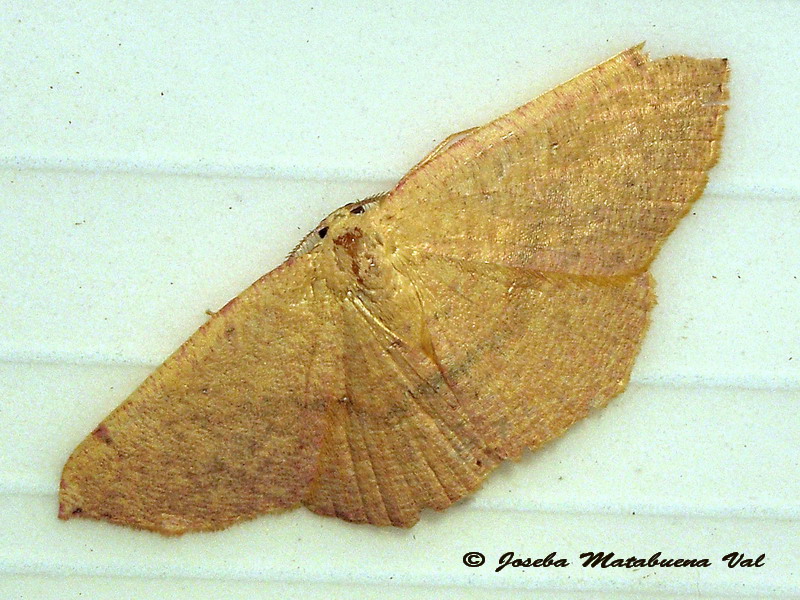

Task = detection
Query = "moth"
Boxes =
[59,45,729,534]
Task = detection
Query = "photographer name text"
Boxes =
[462,551,765,572]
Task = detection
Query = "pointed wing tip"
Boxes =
[57,486,86,523]
[57,460,80,520]
[59,440,294,535]
[58,463,101,526]
[57,481,196,536]
[622,42,648,62]
[57,497,72,521]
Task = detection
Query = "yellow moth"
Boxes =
[60,45,728,535]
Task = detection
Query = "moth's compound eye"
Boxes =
[350,205,365,215]
[318,226,329,239]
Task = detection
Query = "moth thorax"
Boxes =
[324,225,391,293]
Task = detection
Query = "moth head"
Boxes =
[289,193,386,259]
